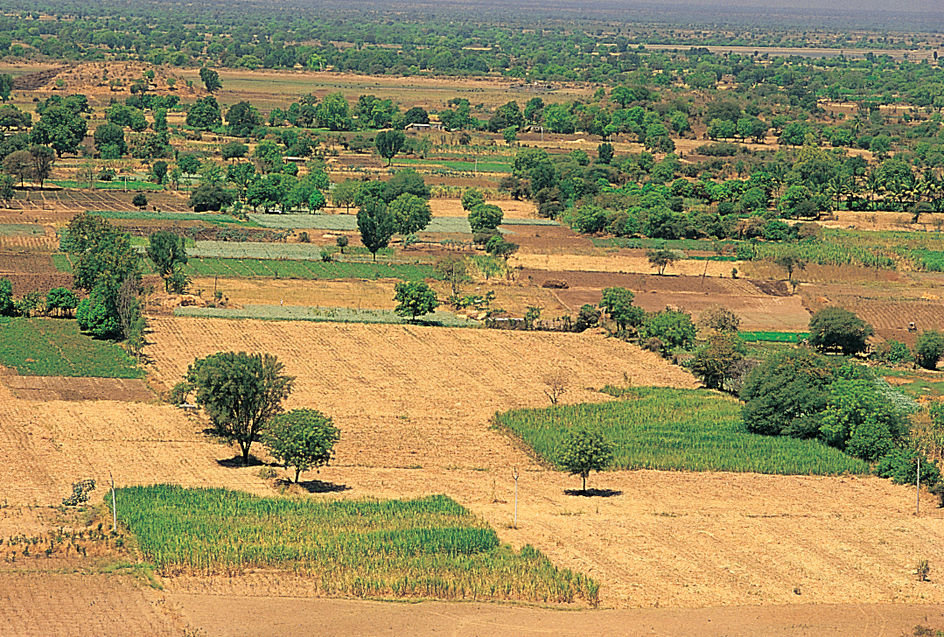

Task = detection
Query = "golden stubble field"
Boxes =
[133,317,944,611]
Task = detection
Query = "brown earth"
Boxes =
[3,373,154,402]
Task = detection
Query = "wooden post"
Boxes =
[513,467,519,529]
[109,471,117,533]
[917,456,921,517]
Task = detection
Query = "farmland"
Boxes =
[497,387,870,476]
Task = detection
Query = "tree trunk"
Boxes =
[582,473,587,492]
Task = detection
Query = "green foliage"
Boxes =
[461,188,485,211]
[556,425,614,491]
[186,352,295,463]
[357,199,396,261]
[131,193,148,208]
[394,281,439,321]
[808,307,874,356]
[76,283,122,339]
[189,183,233,212]
[484,235,518,261]
[186,95,222,130]
[916,330,944,370]
[183,257,437,282]
[497,387,869,476]
[872,340,914,365]
[45,287,78,317]
[262,409,340,483]
[113,485,598,604]
[147,231,189,291]
[818,379,909,461]
[199,67,222,93]
[690,332,746,391]
[698,305,740,333]
[740,348,844,437]
[599,286,644,332]
[0,317,142,377]
[875,449,941,488]
[640,309,696,354]
[31,104,87,157]
[63,212,141,293]
[468,203,503,233]
[375,129,405,165]
[0,277,12,316]
[388,193,432,235]
[646,247,676,275]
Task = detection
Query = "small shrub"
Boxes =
[875,449,941,487]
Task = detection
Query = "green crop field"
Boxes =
[496,387,870,476]
[176,304,479,327]
[51,180,166,191]
[113,485,598,604]
[89,210,254,226]
[0,318,143,378]
[182,257,439,281]
[740,331,809,343]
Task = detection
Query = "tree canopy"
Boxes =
[262,408,340,483]
[185,351,295,464]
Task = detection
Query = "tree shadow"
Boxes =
[564,488,623,498]
[289,478,351,493]
[216,455,265,468]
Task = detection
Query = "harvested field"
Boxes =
[2,374,154,402]
[513,252,738,278]
[430,198,538,218]
[0,252,58,274]
[0,273,73,295]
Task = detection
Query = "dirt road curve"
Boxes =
[171,595,944,637]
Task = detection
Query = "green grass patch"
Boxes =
[0,223,44,236]
[740,331,809,343]
[0,317,143,378]
[496,387,869,476]
[52,254,73,273]
[182,258,439,282]
[113,485,598,604]
[89,210,255,226]
[175,304,479,327]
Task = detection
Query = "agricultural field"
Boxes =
[497,387,869,476]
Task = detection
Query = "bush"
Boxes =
[808,307,874,356]
[872,340,913,365]
[916,329,944,370]
[640,309,695,354]
[875,449,941,488]
[132,193,148,209]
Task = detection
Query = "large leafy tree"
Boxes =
[819,379,908,461]
[388,193,432,235]
[63,212,140,294]
[147,231,188,292]
[186,96,222,130]
[393,281,439,322]
[691,332,746,392]
[916,329,944,370]
[639,309,695,354]
[356,199,396,261]
[468,203,503,233]
[808,307,874,356]
[185,352,295,464]
[226,101,261,137]
[375,129,405,166]
[28,145,55,189]
[262,409,340,483]
[599,286,644,332]
[199,67,222,93]
[557,424,614,492]
[31,105,87,157]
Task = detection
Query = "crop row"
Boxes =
[176,304,479,327]
[496,387,870,476]
[0,318,143,378]
[113,486,598,604]
[182,257,438,281]
[740,331,809,342]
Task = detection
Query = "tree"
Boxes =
[28,145,55,189]
[461,188,485,211]
[185,352,295,464]
[394,281,439,322]
[357,199,396,261]
[332,179,361,212]
[63,212,140,294]
[646,247,677,275]
[773,253,807,282]
[468,203,503,233]
[818,379,908,461]
[808,307,874,356]
[3,150,32,186]
[388,193,432,235]
[226,101,261,137]
[132,193,148,209]
[640,309,696,354]
[403,106,429,126]
[485,235,518,261]
[557,424,614,492]
[147,231,189,292]
[375,129,405,166]
[597,142,614,165]
[699,305,740,333]
[45,287,77,318]
[0,277,12,316]
[262,409,340,483]
[0,105,30,131]
[199,67,222,93]
[383,169,430,203]
[916,329,944,370]
[177,154,202,176]
[315,92,352,130]
[189,183,232,212]
[31,105,87,157]
[186,96,222,130]
[599,286,645,332]
[435,254,470,299]
[691,332,746,391]
[93,122,126,158]
[76,282,122,338]
[221,141,248,162]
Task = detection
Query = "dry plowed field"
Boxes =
[134,317,944,612]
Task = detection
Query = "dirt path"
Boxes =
[169,595,944,637]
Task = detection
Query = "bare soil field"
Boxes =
[3,373,154,402]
